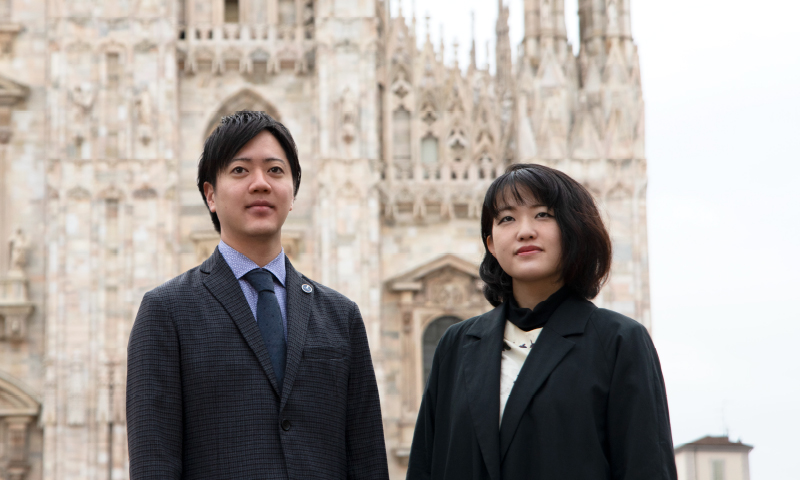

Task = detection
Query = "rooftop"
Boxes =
[675,436,753,453]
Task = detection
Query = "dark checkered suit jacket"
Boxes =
[127,248,389,479]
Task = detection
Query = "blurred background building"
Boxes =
[675,436,754,480]
[0,0,647,478]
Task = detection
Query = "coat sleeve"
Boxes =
[127,291,183,480]
[605,321,678,480]
[345,302,390,480]
[405,331,445,480]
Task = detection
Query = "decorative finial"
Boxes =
[470,11,477,68]
[425,15,431,42]
[453,39,460,69]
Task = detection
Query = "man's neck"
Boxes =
[220,233,282,268]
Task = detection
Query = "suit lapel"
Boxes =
[498,295,597,462]
[201,248,282,396]
[462,305,504,480]
[279,257,312,410]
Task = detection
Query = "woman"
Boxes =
[406,164,677,480]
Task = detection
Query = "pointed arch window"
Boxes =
[224,0,239,23]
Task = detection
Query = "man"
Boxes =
[127,111,389,479]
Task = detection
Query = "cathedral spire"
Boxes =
[495,0,513,90]
[469,11,477,70]
[523,0,569,64]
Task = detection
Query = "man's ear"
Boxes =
[203,182,216,213]
[487,235,495,257]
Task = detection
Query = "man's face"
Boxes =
[203,131,294,246]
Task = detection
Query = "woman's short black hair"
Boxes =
[479,163,612,305]
[197,111,302,233]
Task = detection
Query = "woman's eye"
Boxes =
[536,211,553,218]
[498,216,514,224]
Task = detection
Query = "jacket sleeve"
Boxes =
[345,302,390,480]
[405,332,444,480]
[605,321,678,480]
[127,291,183,480]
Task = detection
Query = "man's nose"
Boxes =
[249,169,272,192]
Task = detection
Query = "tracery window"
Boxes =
[420,135,439,179]
[422,316,461,384]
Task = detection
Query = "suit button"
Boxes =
[281,419,291,431]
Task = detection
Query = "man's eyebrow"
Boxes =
[229,157,287,165]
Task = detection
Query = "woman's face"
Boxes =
[486,192,563,288]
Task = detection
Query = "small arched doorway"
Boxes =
[422,316,461,385]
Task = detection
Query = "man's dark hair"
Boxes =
[479,163,612,305]
[197,111,302,233]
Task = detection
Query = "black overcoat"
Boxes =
[406,295,677,480]
[127,248,389,480]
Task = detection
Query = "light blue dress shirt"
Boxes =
[217,240,288,341]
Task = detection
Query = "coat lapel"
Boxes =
[462,305,505,480]
[278,257,312,410]
[498,295,597,462]
[201,248,282,396]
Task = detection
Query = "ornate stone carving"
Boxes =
[135,89,153,145]
[7,228,28,277]
[0,23,21,56]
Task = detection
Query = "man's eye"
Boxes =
[269,166,284,174]
[231,166,246,174]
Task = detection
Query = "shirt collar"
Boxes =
[218,240,287,287]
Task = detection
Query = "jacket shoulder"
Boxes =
[144,265,205,301]
[296,274,357,309]
[589,308,649,337]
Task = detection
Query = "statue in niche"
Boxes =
[8,228,28,276]
[69,82,95,143]
[136,89,153,145]
[340,87,357,146]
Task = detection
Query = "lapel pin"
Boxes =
[301,284,313,293]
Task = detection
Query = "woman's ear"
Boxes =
[487,235,496,257]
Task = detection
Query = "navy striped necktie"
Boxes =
[243,268,286,393]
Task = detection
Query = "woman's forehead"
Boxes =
[495,184,543,208]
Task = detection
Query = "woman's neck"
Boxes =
[511,279,565,310]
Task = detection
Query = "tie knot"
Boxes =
[243,268,276,293]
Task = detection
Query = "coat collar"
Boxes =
[201,248,283,396]
[498,293,597,462]
[200,248,313,409]
[462,304,505,480]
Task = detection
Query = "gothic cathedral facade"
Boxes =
[0,0,647,478]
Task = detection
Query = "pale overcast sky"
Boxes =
[392,1,800,478]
